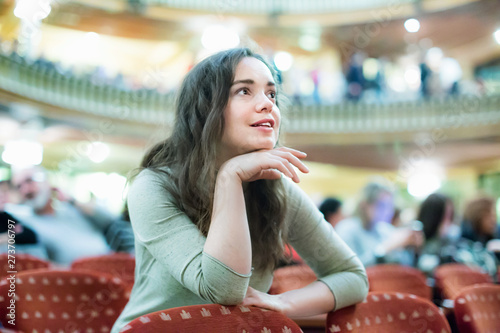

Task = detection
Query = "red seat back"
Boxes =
[268,264,317,295]
[0,269,128,332]
[120,303,302,333]
[0,253,50,279]
[434,263,492,300]
[454,284,500,333]
[71,253,135,291]
[327,292,451,333]
[366,264,431,300]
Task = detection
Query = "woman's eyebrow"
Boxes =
[232,79,275,86]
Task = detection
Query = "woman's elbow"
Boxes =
[206,289,246,305]
[357,269,369,300]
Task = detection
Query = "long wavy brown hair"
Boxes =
[137,48,288,271]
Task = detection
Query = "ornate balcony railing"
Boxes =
[137,0,416,15]
[1,53,500,134]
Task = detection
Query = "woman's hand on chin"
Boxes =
[241,287,291,315]
[219,147,309,184]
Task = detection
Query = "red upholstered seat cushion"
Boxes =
[0,269,128,332]
[454,283,500,333]
[120,304,302,333]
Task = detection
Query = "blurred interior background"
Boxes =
[0,0,499,220]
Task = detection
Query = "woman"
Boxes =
[416,193,457,274]
[112,48,367,332]
[462,196,499,245]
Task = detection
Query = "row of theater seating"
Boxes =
[0,253,499,332]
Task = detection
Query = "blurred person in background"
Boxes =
[462,196,499,245]
[319,197,344,228]
[417,193,498,277]
[462,196,500,261]
[416,193,458,274]
[335,181,424,266]
[7,167,110,265]
[0,179,46,257]
[345,52,365,101]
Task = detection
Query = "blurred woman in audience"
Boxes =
[112,48,368,332]
[462,196,499,245]
[417,193,498,276]
[416,193,458,274]
[335,181,424,267]
[462,196,500,259]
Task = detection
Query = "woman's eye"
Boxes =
[238,88,250,95]
[268,91,276,99]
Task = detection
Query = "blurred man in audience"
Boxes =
[7,167,110,265]
[0,179,47,257]
[335,180,424,266]
[319,197,344,228]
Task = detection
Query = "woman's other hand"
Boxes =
[220,147,309,184]
[241,286,290,314]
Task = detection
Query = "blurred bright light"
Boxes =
[84,32,100,43]
[494,29,500,44]
[14,0,52,20]
[82,172,127,213]
[299,35,321,52]
[426,47,443,71]
[407,162,444,199]
[363,58,380,81]
[299,21,322,52]
[2,140,43,166]
[404,18,420,33]
[87,142,110,163]
[404,65,421,90]
[201,25,240,51]
[440,57,462,89]
[274,51,293,72]
[408,173,441,198]
[388,76,406,92]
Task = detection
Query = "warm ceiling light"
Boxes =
[201,25,240,52]
[494,29,500,44]
[274,52,293,72]
[14,0,51,20]
[2,140,43,166]
[87,142,110,164]
[404,18,420,33]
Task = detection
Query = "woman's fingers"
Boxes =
[223,147,309,183]
[271,149,309,174]
[276,146,308,159]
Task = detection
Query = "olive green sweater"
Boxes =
[112,169,368,332]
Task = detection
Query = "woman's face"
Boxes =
[438,201,454,238]
[220,57,280,159]
[480,205,497,236]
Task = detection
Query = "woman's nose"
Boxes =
[255,93,273,113]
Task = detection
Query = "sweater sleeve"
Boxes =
[127,169,251,305]
[283,179,369,311]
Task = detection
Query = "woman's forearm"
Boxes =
[203,168,252,275]
[280,281,335,318]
